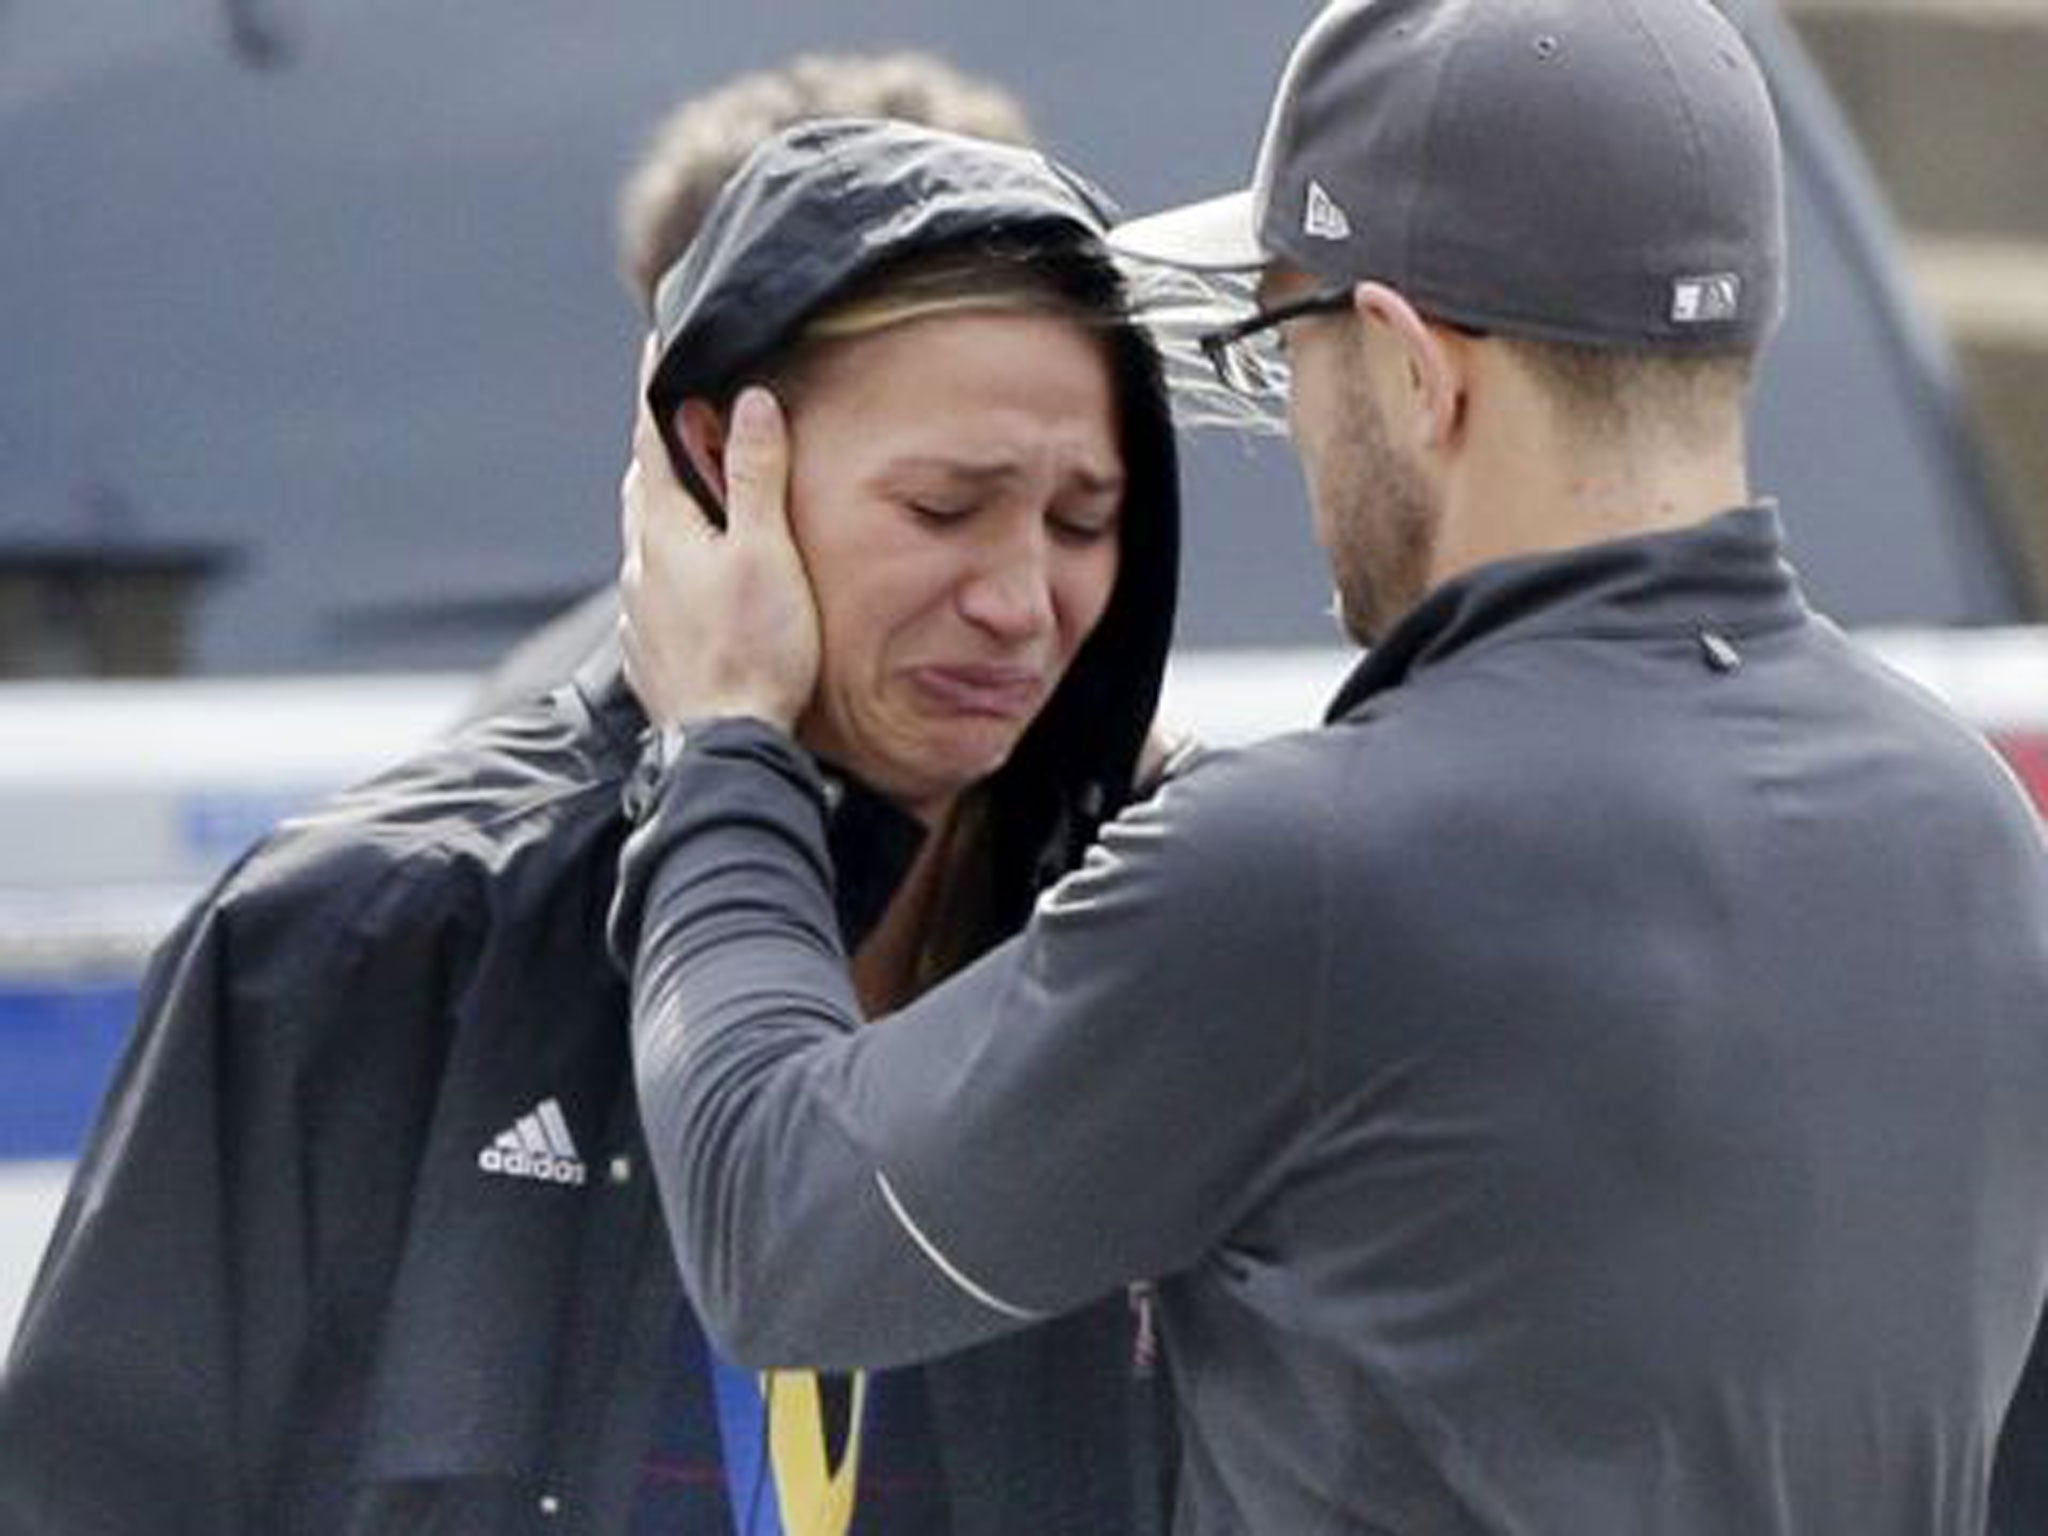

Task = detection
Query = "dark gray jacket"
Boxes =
[618,507,2048,1534]
[1,118,1186,1536]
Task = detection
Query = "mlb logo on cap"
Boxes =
[1672,274,1743,325]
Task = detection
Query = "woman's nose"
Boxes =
[956,534,1055,644]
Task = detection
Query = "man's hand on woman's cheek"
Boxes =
[619,340,821,733]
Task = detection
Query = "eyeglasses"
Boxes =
[1196,286,1354,396]
[1194,288,1490,396]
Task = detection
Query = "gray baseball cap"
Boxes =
[1113,0,1785,350]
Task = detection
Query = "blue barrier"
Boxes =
[0,984,138,1161]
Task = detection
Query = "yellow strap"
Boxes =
[764,1369,867,1536]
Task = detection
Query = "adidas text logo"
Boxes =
[478,1097,587,1186]
[1304,180,1352,242]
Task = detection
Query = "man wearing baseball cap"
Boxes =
[611,2,2048,1531]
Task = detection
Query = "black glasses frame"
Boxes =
[1195,286,1355,396]
[1195,288,1492,397]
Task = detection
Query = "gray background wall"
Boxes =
[0,0,2025,675]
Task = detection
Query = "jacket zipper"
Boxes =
[1128,1281,1158,1379]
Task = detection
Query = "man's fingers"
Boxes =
[624,331,721,544]
[612,376,819,731]
[722,387,792,544]
[619,460,644,552]
[631,387,665,480]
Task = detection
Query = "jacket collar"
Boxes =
[1326,503,1808,723]
[577,640,925,950]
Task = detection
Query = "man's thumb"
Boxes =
[724,386,791,541]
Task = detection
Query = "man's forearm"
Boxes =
[619,724,1316,1366]
[619,720,1017,1366]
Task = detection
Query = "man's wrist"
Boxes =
[644,691,798,736]
[648,718,695,776]
[626,713,809,822]
[607,713,823,969]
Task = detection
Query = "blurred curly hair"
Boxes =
[616,51,1034,311]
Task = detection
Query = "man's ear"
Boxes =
[673,397,730,505]
[1354,282,1467,452]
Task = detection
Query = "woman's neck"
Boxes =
[850,800,957,1018]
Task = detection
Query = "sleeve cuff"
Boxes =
[608,715,827,968]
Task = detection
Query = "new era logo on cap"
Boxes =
[1304,180,1352,242]
[1671,273,1742,325]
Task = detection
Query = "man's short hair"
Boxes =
[1502,336,1759,450]
[616,52,1034,310]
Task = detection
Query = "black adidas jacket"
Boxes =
[0,662,1174,1535]
[0,119,1184,1535]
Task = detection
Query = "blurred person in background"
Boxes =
[464,50,1033,722]
[610,2,2048,1532]
[0,107,1183,1536]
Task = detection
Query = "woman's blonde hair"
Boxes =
[760,237,1283,439]
[759,237,1133,409]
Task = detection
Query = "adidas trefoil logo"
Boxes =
[1304,180,1352,242]
[478,1097,587,1186]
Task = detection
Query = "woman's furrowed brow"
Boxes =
[888,456,1124,493]
[889,456,1019,486]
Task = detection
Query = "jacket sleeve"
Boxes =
[1994,1312,2048,1536]
[617,719,1325,1370]
[0,839,462,1535]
